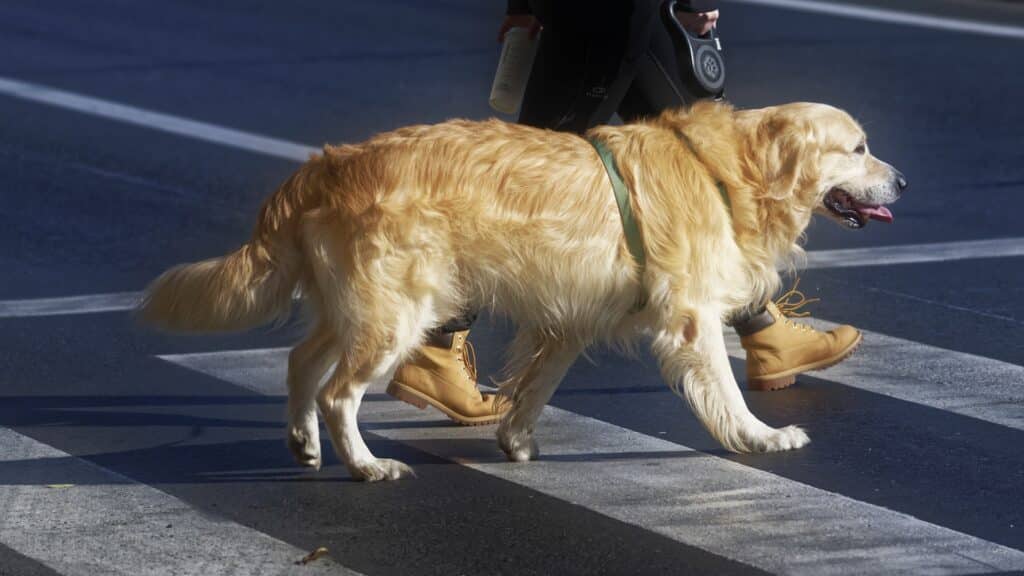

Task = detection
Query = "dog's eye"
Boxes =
[853,144,866,155]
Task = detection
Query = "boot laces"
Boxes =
[774,278,820,332]
[456,339,478,382]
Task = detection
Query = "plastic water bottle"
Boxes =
[489,27,540,115]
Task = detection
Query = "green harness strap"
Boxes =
[588,133,732,313]
[588,137,648,311]
[674,128,732,214]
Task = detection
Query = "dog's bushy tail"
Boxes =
[138,241,297,332]
[139,161,324,332]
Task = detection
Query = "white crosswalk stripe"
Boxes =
[0,291,141,318]
[727,0,1024,40]
[803,237,1024,270]
[0,77,316,162]
[158,346,1024,576]
[0,427,363,576]
[724,320,1024,430]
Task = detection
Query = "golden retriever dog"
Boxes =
[140,101,903,481]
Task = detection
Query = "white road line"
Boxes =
[0,291,141,318]
[0,77,317,162]
[804,237,1024,269]
[2,237,1022,318]
[727,0,1024,40]
[0,427,362,576]
[724,320,1024,430]
[159,348,1024,576]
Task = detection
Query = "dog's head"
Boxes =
[738,102,906,230]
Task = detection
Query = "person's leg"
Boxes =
[390,0,632,422]
[385,2,591,422]
[732,287,861,391]
[616,20,695,122]
[389,325,505,425]
[517,1,592,131]
[518,0,634,133]
[389,0,602,423]
[436,310,477,333]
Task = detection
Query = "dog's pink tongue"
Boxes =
[857,205,894,223]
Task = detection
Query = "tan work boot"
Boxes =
[739,286,862,391]
[387,330,507,425]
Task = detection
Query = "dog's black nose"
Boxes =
[894,170,908,193]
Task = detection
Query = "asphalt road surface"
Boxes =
[2,1,1023,575]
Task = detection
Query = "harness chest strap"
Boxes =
[673,128,732,214]
[588,137,648,311]
[587,134,732,312]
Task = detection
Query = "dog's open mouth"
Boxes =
[824,188,894,229]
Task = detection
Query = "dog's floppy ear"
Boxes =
[754,110,819,201]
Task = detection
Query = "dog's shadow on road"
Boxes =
[1,392,731,489]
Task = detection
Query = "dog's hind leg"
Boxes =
[497,332,583,462]
[653,310,810,453]
[286,322,338,470]
[299,201,451,479]
[316,294,438,481]
[317,345,413,482]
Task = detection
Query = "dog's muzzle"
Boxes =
[824,188,895,229]
[824,169,906,229]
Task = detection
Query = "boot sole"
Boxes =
[747,331,863,392]
[386,381,505,426]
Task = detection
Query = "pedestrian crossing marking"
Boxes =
[0,427,364,576]
[157,346,1024,575]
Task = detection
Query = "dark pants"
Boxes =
[518,0,699,131]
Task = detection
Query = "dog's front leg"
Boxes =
[497,335,583,462]
[652,310,809,453]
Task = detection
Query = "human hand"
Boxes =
[498,14,541,42]
[674,9,719,37]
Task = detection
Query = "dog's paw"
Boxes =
[287,426,322,470]
[348,458,415,482]
[753,425,810,453]
[506,439,539,462]
[498,431,538,462]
